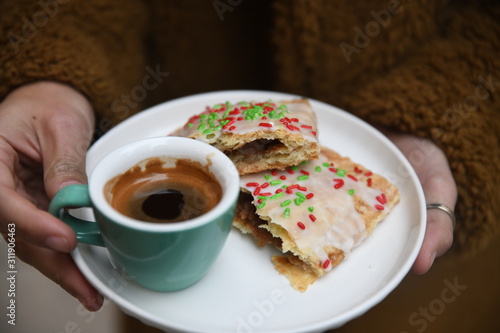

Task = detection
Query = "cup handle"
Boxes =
[49,184,105,247]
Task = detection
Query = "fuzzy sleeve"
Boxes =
[338,4,500,255]
[0,0,150,129]
[271,0,500,255]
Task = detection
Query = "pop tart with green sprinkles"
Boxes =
[172,99,319,175]
[234,147,400,292]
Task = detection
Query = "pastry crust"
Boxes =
[172,99,319,175]
[234,147,400,291]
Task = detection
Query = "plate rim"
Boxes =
[73,89,426,333]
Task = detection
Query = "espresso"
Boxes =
[104,157,222,223]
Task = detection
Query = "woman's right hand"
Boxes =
[0,81,103,311]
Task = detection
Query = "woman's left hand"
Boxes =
[385,132,457,274]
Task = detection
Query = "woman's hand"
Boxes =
[385,131,457,274]
[0,82,103,310]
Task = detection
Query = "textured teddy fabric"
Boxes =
[0,0,499,331]
[1,0,498,255]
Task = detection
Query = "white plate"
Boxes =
[72,90,426,333]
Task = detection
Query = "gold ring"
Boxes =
[426,203,456,230]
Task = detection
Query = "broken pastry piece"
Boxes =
[173,99,319,175]
[234,147,400,292]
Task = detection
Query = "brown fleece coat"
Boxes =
[0,0,499,331]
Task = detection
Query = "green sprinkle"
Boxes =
[187,123,193,128]
[258,196,269,201]
[300,161,309,165]
[258,202,266,209]
[291,166,299,171]
[264,174,272,180]
[271,192,284,200]
[336,169,346,177]
[294,198,302,206]
[209,112,219,119]
[203,129,213,134]
[214,125,222,131]
[280,200,291,207]
[297,175,309,181]
[348,189,355,196]
[198,123,205,131]
[278,104,288,112]
[284,207,290,217]
[213,104,222,109]
[270,180,282,186]
[296,192,306,199]
[323,163,330,167]
[315,166,322,172]
[282,185,288,189]
[308,206,314,212]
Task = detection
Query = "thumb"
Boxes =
[40,112,94,199]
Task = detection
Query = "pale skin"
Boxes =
[0,81,457,311]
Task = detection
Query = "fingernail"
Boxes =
[428,251,437,270]
[85,294,104,311]
[46,236,70,252]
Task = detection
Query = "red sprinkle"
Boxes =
[253,187,261,196]
[288,184,299,190]
[275,189,283,194]
[229,126,236,131]
[229,109,240,115]
[259,122,273,127]
[377,193,387,204]
[365,171,373,177]
[329,167,338,173]
[367,178,373,187]
[300,125,313,129]
[309,214,316,222]
[354,166,363,173]
[297,222,306,230]
[246,182,259,187]
[291,118,299,122]
[347,175,358,182]
[287,169,295,174]
[280,175,287,180]
[306,193,314,199]
[260,192,272,196]
[300,170,310,175]
[271,170,278,176]
[261,182,269,188]
[333,179,344,189]
[311,131,317,136]
[322,259,331,269]
[375,204,385,210]
[237,116,244,121]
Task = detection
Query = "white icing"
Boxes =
[176,100,319,146]
[240,154,388,271]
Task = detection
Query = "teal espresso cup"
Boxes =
[49,137,240,292]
